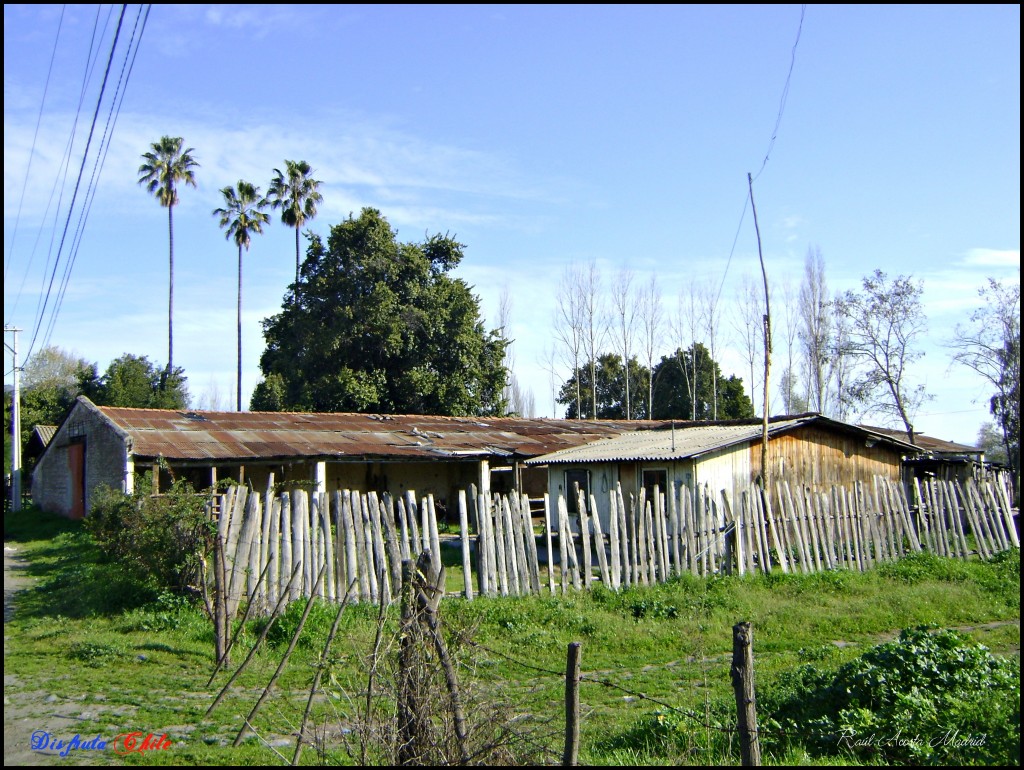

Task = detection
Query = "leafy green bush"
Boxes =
[595,703,737,764]
[877,551,971,584]
[765,625,1020,765]
[260,597,341,649]
[86,476,214,595]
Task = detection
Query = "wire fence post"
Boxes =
[731,621,762,766]
[563,641,581,766]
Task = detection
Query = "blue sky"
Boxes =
[4,4,1020,445]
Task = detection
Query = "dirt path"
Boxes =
[4,543,93,767]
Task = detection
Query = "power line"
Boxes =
[751,4,806,183]
[21,5,106,344]
[43,5,151,352]
[4,5,66,281]
[25,5,138,362]
[712,5,806,318]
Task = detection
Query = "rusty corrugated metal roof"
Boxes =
[858,424,982,454]
[94,402,662,462]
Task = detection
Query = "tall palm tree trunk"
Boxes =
[237,243,243,412]
[167,205,175,375]
[294,225,301,296]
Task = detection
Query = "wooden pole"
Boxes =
[563,641,582,767]
[522,493,542,594]
[576,487,592,589]
[731,621,762,766]
[588,492,611,586]
[458,490,474,600]
[544,493,556,595]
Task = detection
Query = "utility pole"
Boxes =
[4,325,23,511]
[748,174,771,491]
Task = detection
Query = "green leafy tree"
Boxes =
[8,346,96,468]
[557,353,650,419]
[138,136,199,374]
[949,278,1020,502]
[267,159,323,294]
[214,180,270,411]
[651,344,755,420]
[834,270,929,443]
[976,422,1010,466]
[254,208,508,415]
[91,354,189,409]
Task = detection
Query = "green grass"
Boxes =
[4,505,1019,766]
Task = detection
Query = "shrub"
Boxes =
[86,476,215,596]
[765,625,1020,765]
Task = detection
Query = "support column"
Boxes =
[478,459,490,497]
[314,461,327,496]
[124,457,135,495]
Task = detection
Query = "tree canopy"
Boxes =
[555,345,754,421]
[253,208,508,415]
[651,344,755,421]
[557,353,649,419]
[835,270,929,443]
[84,354,190,410]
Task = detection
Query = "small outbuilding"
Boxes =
[526,413,919,531]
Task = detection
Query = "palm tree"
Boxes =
[138,136,199,375]
[214,181,270,411]
[267,160,323,297]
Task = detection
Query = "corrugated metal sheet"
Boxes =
[96,404,662,462]
[525,419,812,464]
[33,425,58,446]
[859,424,981,455]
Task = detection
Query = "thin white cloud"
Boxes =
[963,248,1020,267]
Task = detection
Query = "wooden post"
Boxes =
[458,490,474,600]
[493,493,510,596]
[396,495,412,561]
[616,483,633,585]
[507,494,528,595]
[731,621,762,766]
[267,493,281,607]
[397,559,420,765]
[607,489,621,590]
[522,493,542,594]
[723,490,742,577]
[636,490,650,584]
[588,492,610,586]
[557,493,578,591]
[667,483,681,577]
[378,492,403,599]
[563,641,582,767]
[426,494,443,578]
[544,493,556,595]
[405,490,421,558]
[368,492,392,601]
[682,486,697,576]
[576,487,592,589]
[765,487,786,573]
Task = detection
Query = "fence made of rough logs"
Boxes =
[209,476,1018,614]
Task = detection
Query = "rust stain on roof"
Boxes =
[97,404,661,462]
